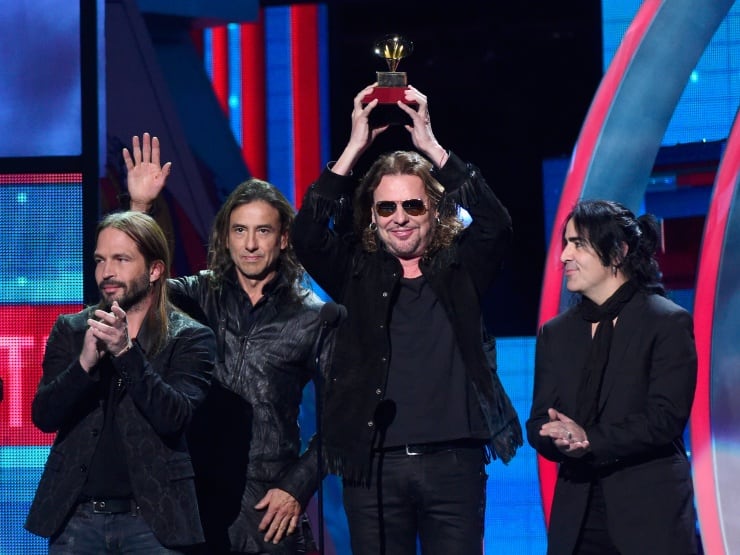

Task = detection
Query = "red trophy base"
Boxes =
[362,87,418,127]
[362,86,409,104]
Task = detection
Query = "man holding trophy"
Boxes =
[293,35,521,555]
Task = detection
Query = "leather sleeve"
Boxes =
[275,436,320,509]
[113,320,215,437]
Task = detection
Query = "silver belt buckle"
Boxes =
[405,444,423,456]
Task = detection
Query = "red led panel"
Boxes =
[0,304,82,446]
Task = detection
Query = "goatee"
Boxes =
[98,273,151,312]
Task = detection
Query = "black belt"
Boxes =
[83,498,139,515]
[376,438,485,456]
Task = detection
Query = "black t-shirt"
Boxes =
[382,275,476,447]
[80,359,132,500]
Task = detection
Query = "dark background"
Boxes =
[318,0,603,335]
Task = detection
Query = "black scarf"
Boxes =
[575,280,637,427]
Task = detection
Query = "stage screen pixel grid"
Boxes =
[0,175,83,553]
[0,0,82,157]
[603,0,740,146]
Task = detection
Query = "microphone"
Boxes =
[319,301,347,328]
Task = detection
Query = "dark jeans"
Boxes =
[49,501,183,554]
[342,444,488,555]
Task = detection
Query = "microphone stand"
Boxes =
[313,302,344,555]
[314,323,327,555]
[314,301,347,555]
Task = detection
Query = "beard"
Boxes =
[98,271,151,312]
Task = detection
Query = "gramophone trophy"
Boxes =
[362,34,416,126]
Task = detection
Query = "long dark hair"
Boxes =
[354,150,462,256]
[564,199,665,295]
[207,179,306,301]
[96,211,171,354]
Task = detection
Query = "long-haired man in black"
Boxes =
[124,135,324,554]
[26,211,215,553]
[527,200,698,555]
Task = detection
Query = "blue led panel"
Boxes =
[0,447,50,554]
[1,176,83,553]
[603,0,740,146]
[0,178,83,304]
[0,1,82,157]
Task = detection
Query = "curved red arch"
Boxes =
[690,119,740,555]
[536,0,663,525]
[536,0,734,536]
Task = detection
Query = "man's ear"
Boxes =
[610,241,629,270]
[280,229,289,251]
[149,260,165,283]
[616,241,629,263]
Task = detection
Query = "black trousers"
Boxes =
[342,444,488,555]
[574,481,620,555]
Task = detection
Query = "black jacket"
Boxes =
[25,307,215,547]
[293,152,517,481]
[168,270,323,508]
[527,291,698,554]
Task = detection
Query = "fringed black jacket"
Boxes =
[293,152,521,482]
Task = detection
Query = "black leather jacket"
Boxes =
[168,269,322,507]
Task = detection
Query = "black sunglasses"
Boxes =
[374,199,428,217]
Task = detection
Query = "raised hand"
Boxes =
[398,86,448,167]
[332,84,390,176]
[122,132,172,212]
